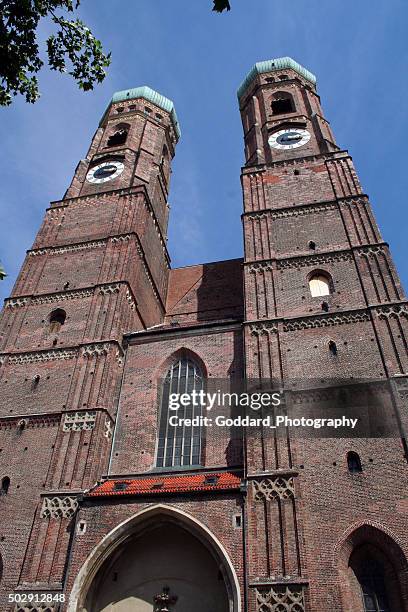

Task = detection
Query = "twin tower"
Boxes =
[0,57,407,612]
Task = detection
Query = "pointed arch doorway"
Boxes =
[69,505,240,612]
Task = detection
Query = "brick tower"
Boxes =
[0,58,407,612]
[0,87,180,608]
[238,57,408,612]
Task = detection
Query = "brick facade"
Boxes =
[0,59,407,612]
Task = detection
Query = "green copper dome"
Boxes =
[103,86,181,139]
[237,57,317,100]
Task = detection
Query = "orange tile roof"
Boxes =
[87,471,242,498]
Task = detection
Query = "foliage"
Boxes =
[0,0,111,106]
[213,0,231,11]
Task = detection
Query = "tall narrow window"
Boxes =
[49,309,66,334]
[1,477,10,495]
[156,357,204,468]
[347,451,362,473]
[309,273,332,297]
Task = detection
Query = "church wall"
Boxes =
[110,326,244,475]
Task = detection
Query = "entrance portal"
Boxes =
[83,517,231,612]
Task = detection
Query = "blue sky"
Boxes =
[0,0,407,303]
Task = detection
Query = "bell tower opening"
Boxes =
[83,514,232,612]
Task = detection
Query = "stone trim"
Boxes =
[249,322,278,336]
[40,495,78,519]
[62,411,97,432]
[255,584,305,612]
[253,476,295,501]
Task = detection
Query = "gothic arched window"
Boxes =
[309,272,332,297]
[156,357,204,468]
[271,91,295,115]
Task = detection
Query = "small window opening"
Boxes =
[321,301,329,312]
[279,74,289,80]
[63,281,70,290]
[308,240,316,250]
[233,514,242,528]
[347,451,362,473]
[116,107,124,113]
[151,482,164,490]
[204,475,219,486]
[107,128,128,147]
[328,340,338,356]
[272,98,294,115]
[49,309,66,334]
[113,482,128,491]
[1,477,10,495]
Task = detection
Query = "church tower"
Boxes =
[0,87,179,605]
[239,57,408,612]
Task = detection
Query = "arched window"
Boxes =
[156,357,204,468]
[347,451,362,473]
[309,273,332,297]
[107,124,129,147]
[49,308,66,334]
[271,91,295,115]
[1,477,10,495]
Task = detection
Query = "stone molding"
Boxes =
[249,322,278,336]
[40,495,78,519]
[253,476,295,501]
[255,585,305,612]
[62,411,97,432]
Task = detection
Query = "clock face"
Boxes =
[268,128,311,150]
[86,160,124,184]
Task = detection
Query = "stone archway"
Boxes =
[68,505,241,612]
